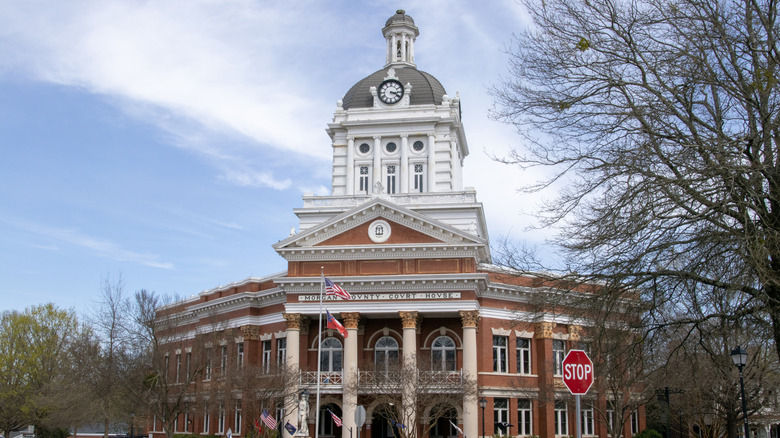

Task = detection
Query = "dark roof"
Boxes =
[384,9,415,28]
[342,67,447,110]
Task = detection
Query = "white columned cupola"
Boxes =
[383,9,419,67]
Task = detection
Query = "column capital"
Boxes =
[342,312,361,330]
[535,321,556,338]
[459,310,479,328]
[400,133,409,139]
[240,325,261,340]
[568,324,583,342]
[283,313,304,330]
[399,311,419,329]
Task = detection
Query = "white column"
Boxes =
[373,136,382,191]
[451,140,462,191]
[401,34,407,63]
[460,311,479,438]
[427,134,436,192]
[410,37,415,65]
[341,313,360,438]
[400,312,418,435]
[283,313,303,433]
[347,137,355,195]
[400,135,409,193]
[391,34,397,63]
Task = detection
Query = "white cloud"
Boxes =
[1,217,174,269]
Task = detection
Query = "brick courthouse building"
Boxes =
[151,10,645,438]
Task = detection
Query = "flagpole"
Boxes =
[314,267,325,438]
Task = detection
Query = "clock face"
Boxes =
[378,79,404,104]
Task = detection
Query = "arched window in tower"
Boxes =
[396,40,402,61]
[375,336,399,373]
[359,166,369,193]
[413,164,425,192]
[431,335,456,371]
[386,165,396,194]
[320,337,343,372]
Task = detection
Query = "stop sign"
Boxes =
[562,349,594,395]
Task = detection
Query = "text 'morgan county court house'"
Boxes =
[153,10,645,438]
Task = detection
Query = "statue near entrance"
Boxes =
[296,391,310,436]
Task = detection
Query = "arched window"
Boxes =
[375,336,399,372]
[431,336,456,371]
[319,403,342,436]
[320,338,343,372]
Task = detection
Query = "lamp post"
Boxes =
[730,346,750,438]
[479,398,487,438]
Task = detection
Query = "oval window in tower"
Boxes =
[385,142,397,153]
[413,140,425,152]
[359,143,371,154]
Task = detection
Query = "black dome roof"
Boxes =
[342,67,447,110]
[384,9,416,28]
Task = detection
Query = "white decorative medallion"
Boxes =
[368,219,391,243]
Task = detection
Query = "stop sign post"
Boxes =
[562,350,594,438]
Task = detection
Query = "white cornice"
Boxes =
[276,243,483,261]
[275,273,489,294]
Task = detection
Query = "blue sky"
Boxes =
[0,0,549,315]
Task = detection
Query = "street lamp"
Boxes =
[479,398,487,438]
[129,413,135,438]
[730,346,750,438]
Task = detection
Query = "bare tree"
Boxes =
[491,0,780,360]
[349,360,478,438]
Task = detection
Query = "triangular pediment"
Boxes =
[273,198,487,260]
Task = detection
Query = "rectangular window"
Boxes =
[359,166,369,193]
[493,398,509,436]
[203,405,210,433]
[175,353,181,383]
[631,410,639,435]
[186,352,192,381]
[220,345,228,378]
[205,348,212,381]
[234,401,242,435]
[516,338,532,374]
[517,399,533,436]
[581,404,595,436]
[413,164,424,192]
[184,412,190,432]
[277,338,287,367]
[218,403,225,434]
[554,401,568,436]
[607,401,616,436]
[262,340,272,373]
[237,343,244,369]
[386,165,396,194]
[165,355,170,380]
[493,336,508,373]
[553,340,566,376]
[174,416,179,433]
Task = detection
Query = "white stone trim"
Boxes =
[491,327,512,336]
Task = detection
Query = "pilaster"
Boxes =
[460,310,479,438]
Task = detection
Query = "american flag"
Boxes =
[261,409,277,429]
[328,410,343,427]
[324,277,351,300]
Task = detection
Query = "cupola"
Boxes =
[383,9,419,67]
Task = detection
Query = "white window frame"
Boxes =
[517,399,533,436]
[262,340,272,373]
[234,400,242,435]
[237,342,244,370]
[386,164,397,194]
[413,163,425,192]
[554,401,568,436]
[277,338,287,367]
[631,410,639,435]
[493,398,509,436]
[358,165,371,194]
[320,337,343,372]
[553,340,566,376]
[493,335,508,373]
[581,404,595,436]
[431,335,456,371]
[516,337,532,375]
[175,353,181,383]
[218,402,225,434]
[375,336,400,373]
[203,405,211,434]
